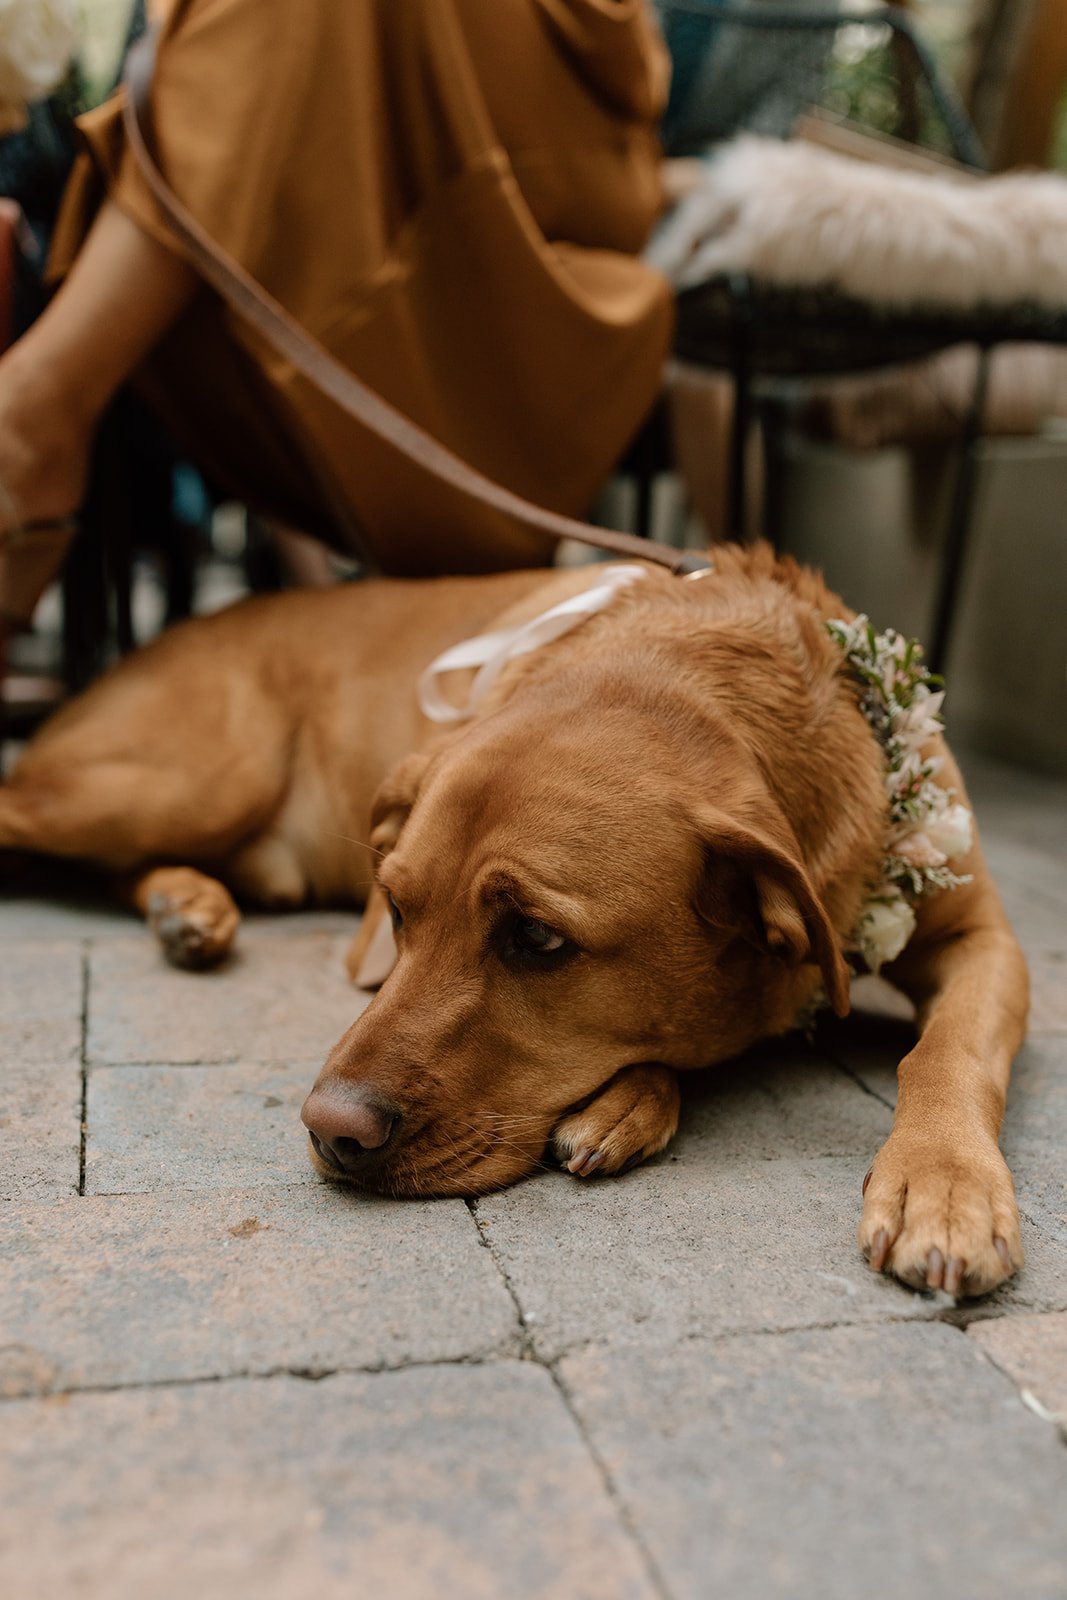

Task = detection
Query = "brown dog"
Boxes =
[1,546,1027,1296]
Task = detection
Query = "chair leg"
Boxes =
[728,275,755,542]
[103,422,135,657]
[758,395,788,549]
[62,402,140,687]
[633,463,655,543]
[928,345,993,674]
[61,504,109,695]
[622,400,670,543]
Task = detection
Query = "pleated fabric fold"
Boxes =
[51,0,673,572]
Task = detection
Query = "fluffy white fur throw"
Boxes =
[647,136,1067,313]
[0,0,78,136]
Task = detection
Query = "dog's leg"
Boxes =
[127,866,240,969]
[552,1063,681,1177]
[0,753,273,868]
[858,839,1028,1297]
[0,771,165,865]
[0,765,265,968]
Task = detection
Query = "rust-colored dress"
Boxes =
[52,0,673,572]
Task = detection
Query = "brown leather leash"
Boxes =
[121,32,710,580]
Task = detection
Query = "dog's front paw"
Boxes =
[553,1064,680,1178]
[859,1132,1023,1297]
[145,869,240,969]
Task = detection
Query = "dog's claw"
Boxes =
[994,1235,1012,1271]
[868,1228,890,1273]
[925,1247,945,1290]
[565,1146,607,1177]
[944,1257,965,1295]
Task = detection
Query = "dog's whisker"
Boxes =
[388,1147,428,1197]
[479,1110,564,1134]
[321,830,385,858]
[436,1128,502,1171]
[445,1115,555,1175]
[447,1115,537,1159]
[434,1124,482,1174]
[481,1109,558,1127]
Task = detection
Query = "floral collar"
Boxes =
[826,615,972,974]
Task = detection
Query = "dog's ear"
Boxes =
[349,750,434,991]
[345,885,398,991]
[368,749,433,858]
[696,801,851,1017]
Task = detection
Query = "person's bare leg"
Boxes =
[0,200,196,542]
[270,523,341,589]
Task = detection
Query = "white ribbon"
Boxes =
[418,564,648,724]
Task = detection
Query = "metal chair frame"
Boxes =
[649,2,1067,669]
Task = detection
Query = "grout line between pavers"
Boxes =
[823,1051,896,1112]
[962,1337,1067,1450]
[0,1350,519,1407]
[77,946,89,1196]
[937,1279,1067,1329]
[83,1055,318,1068]
[85,1055,244,1069]
[536,1308,960,1368]
[1,1305,1032,1411]
[465,1199,536,1361]
[465,1199,673,1599]
[545,1359,675,1600]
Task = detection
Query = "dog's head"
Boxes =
[301,671,852,1197]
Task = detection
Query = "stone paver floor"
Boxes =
[1,751,1065,1599]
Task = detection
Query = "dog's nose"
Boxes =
[301,1087,399,1173]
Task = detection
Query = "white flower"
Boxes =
[891,684,945,752]
[0,0,78,135]
[925,801,973,861]
[857,894,917,973]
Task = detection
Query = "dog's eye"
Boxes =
[387,892,403,931]
[504,915,576,968]
[516,918,564,953]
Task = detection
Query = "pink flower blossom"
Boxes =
[890,829,947,870]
